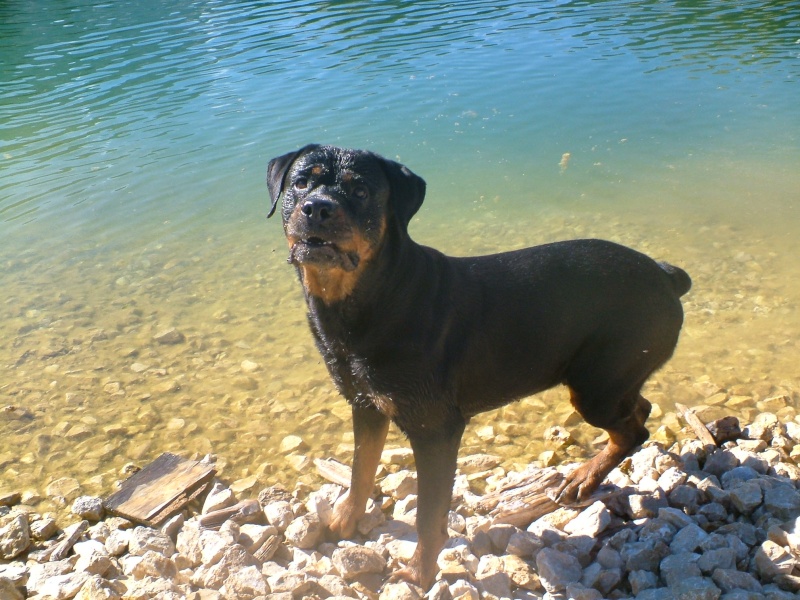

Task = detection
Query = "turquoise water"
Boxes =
[1,1,799,505]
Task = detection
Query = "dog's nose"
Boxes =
[301,199,334,222]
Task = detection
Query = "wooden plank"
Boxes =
[104,452,216,527]
[676,403,718,447]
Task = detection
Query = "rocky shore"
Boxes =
[2,410,800,600]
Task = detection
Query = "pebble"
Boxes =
[153,327,185,344]
[3,412,800,600]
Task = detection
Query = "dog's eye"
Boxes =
[294,178,308,190]
[353,185,369,200]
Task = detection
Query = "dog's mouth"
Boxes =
[289,236,360,272]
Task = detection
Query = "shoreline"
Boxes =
[1,410,799,600]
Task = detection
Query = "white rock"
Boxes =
[36,572,91,600]
[563,501,611,537]
[72,496,104,521]
[127,526,175,557]
[380,471,418,499]
[284,515,323,549]
[0,515,30,560]
[331,546,386,580]
[224,565,269,599]
[264,500,294,531]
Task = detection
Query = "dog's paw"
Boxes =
[327,492,361,540]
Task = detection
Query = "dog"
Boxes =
[266,144,691,589]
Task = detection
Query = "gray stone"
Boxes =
[669,485,705,513]
[670,524,710,554]
[703,450,740,478]
[623,540,670,572]
[762,484,800,520]
[729,481,763,514]
[635,588,676,600]
[536,547,582,594]
[661,553,703,587]
[670,576,722,600]
[721,467,761,490]
[630,569,660,595]
[564,582,603,600]
[698,548,737,574]
[712,569,763,593]
[506,530,543,557]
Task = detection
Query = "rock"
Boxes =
[535,547,582,594]
[762,483,800,520]
[74,576,122,600]
[563,501,611,537]
[380,470,418,499]
[36,572,92,600]
[711,568,763,593]
[284,515,323,549]
[279,435,307,453]
[0,577,24,600]
[264,500,294,530]
[456,454,501,474]
[0,490,21,507]
[668,576,721,600]
[729,481,763,514]
[202,481,236,514]
[661,552,702,586]
[153,327,185,344]
[45,477,82,502]
[565,582,603,600]
[131,549,177,580]
[332,546,386,580]
[754,540,795,580]
[670,524,709,554]
[380,581,423,600]
[0,515,30,559]
[224,565,270,599]
[72,496,105,521]
[127,526,176,557]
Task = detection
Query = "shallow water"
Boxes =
[1,1,799,512]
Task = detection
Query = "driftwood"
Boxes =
[48,520,89,562]
[198,499,262,530]
[314,457,352,488]
[104,452,216,527]
[676,403,718,446]
[473,467,563,526]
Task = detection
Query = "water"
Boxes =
[1,1,799,510]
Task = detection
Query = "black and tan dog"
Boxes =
[266,144,691,589]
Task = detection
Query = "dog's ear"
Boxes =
[266,144,320,218]
[378,156,426,229]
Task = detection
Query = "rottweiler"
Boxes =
[266,144,691,590]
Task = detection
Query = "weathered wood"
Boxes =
[473,468,564,527]
[198,499,262,530]
[676,403,718,446]
[104,452,216,527]
[49,520,89,562]
[252,534,281,562]
[314,458,352,488]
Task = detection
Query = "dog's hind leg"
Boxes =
[555,390,651,505]
[328,404,389,539]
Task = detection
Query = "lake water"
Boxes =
[1,1,799,512]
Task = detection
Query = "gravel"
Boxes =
[1,411,799,599]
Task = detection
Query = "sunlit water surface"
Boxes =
[1,1,799,515]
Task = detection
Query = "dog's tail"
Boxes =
[658,262,692,297]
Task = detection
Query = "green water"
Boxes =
[1,1,799,511]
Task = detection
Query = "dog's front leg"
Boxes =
[390,421,466,591]
[329,403,390,539]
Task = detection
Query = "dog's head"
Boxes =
[267,145,426,303]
